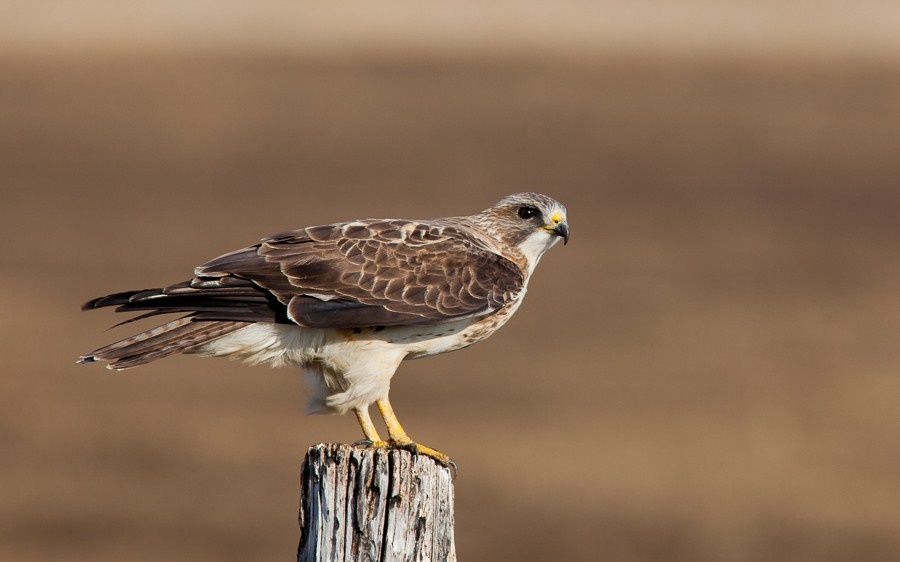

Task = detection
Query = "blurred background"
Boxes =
[2,2,900,561]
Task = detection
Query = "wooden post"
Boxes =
[298,443,457,562]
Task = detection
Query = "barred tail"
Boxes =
[78,316,248,370]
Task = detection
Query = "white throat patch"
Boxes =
[517,229,561,275]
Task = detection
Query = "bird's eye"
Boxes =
[518,206,540,220]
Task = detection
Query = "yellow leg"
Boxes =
[354,407,383,443]
[375,399,455,471]
[375,399,412,443]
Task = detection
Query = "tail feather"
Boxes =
[81,275,284,369]
[81,281,284,323]
[82,289,151,311]
[79,316,248,370]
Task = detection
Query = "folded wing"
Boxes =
[86,219,525,330]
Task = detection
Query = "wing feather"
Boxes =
[87,219,524,330]
[195,219,524,328]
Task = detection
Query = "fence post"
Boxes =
[298,443,457,562]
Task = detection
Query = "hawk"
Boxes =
[79,192,569,466]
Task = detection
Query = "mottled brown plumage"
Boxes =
[80,192,569,466]
[198,218,526,327]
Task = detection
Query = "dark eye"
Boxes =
[518,206,540,220]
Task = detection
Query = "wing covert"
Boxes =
[198,219,524,328]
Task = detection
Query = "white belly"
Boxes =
[192,296,524,414]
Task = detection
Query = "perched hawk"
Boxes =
[79,192,569,465]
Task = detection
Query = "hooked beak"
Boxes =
[554,220,570,245]
[545,212,569,245]
[553,221,569,246]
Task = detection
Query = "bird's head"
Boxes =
[476,192,569,271]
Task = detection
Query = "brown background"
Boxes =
[2,4,900,561]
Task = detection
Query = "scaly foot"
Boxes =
[369,398,458,476]
[391,439,457,474]
[354,438,457,476]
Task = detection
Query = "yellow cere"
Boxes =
[551,211,565,224]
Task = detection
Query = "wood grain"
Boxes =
[298,443,456,562]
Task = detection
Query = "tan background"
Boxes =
[2,3,900,561]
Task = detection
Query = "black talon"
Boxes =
[446,458,458,479]
[396,441,420,456]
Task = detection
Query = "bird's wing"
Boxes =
[190,219,525,328]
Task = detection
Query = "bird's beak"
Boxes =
[545,212,569,245]
[555,221,570,245]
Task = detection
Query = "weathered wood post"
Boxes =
[298,443,457,562]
